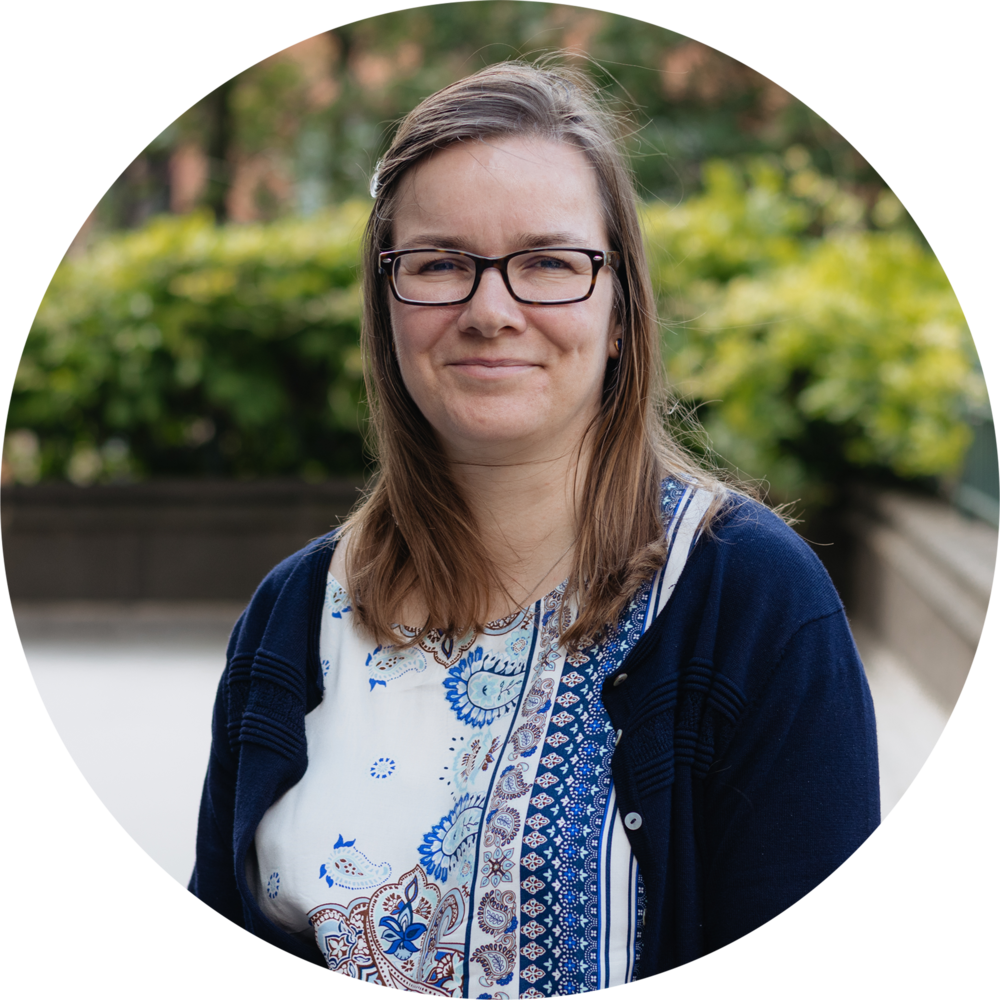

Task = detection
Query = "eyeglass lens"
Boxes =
[393,250,596,303]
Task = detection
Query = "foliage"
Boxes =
[9,206,368,483]
[645,153,983,502]
[7,154,980,496]
[95,3,887,234]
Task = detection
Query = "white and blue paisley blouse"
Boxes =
[252,480,712,997]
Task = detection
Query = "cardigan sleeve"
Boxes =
[187,536,331,933]
[188,634,244,924]
[698,606,880,952]
[187,596,254,930]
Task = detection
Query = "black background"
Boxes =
[9,7,984,991]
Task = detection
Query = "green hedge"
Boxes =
[647,157,983,501]
[9,204,369,483]
[7,156,983,501]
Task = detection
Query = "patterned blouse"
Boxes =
[252,480,710,996]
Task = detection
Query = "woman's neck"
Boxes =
[331,433,594,629]
[447,437,589,617]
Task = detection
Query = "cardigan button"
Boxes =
[615,729,622,745]
[624,811,642,830]
[613,673,628,687]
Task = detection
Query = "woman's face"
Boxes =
[388,136,620,464]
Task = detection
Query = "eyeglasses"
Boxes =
[379,247,621,306]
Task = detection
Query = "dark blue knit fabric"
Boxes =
[189,496,879,978]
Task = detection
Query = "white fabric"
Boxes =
[253,482,710,996]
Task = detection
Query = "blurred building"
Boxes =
[953,414,999,527]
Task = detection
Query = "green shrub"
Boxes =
[7,159,983,501]
[9,204,369,482]
[644,156,983,502]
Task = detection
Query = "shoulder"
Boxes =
[645,489,848,698]
[708,490,815,555]
[639,491,870,769]
[265,528,340,594]
[693,491,841,619]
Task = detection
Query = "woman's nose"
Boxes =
[459,266,525,337]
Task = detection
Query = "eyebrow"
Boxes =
[395,232,591,253]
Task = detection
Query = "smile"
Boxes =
[447,359,538,377]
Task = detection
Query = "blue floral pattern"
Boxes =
[367,643,428,690]
[443,646,527,728]
[255,480,697,997]
[379,874,428,955]
[419,794,487,881]
[325,576,352,618]
[319,834,392,891]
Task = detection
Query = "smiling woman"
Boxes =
[190,60,880,994]
[388,138,618,464]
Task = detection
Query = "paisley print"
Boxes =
[471,933,517,988]
[366,644,427,690]
[483,806,520,848]
[520,678,553,717]
[417,888,466,988]
[310,899,370,978]
[254,480,700,997]
[443,647,527,728]
[415,627,479,669]
[507,718,543,759]
[505,633,530,660]
[407,607,529,668]
[418,794,486,881]
[325,576,352,619]
[319,834,391,891]
[309,865,464,992]
[477,889,518,936]
[491,764,531,801]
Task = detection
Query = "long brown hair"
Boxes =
[343,58,724,650]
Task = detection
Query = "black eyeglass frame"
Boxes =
[378,246,622,306]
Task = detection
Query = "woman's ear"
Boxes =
[609,320,623,359]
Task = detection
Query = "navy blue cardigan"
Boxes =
[190,497,879,978]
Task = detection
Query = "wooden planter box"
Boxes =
[846,488,996,710]
[5,479,995,716]
[1,479,363,602]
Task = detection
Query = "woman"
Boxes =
[190,60,879,993]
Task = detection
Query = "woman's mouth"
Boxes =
[448,358,537,377]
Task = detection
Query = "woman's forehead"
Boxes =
[391,136,608,251]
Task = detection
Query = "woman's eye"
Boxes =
[419,256,473,276]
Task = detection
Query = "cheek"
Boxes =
[389,308,445,407]
[389,300,451,352]
[389,305,425,365]
[557,298,617,358]
[391,333,423,399]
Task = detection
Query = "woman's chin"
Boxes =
[436,419,564,461]
[429,397,598,463]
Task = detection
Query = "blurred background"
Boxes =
[4,3,996,885]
